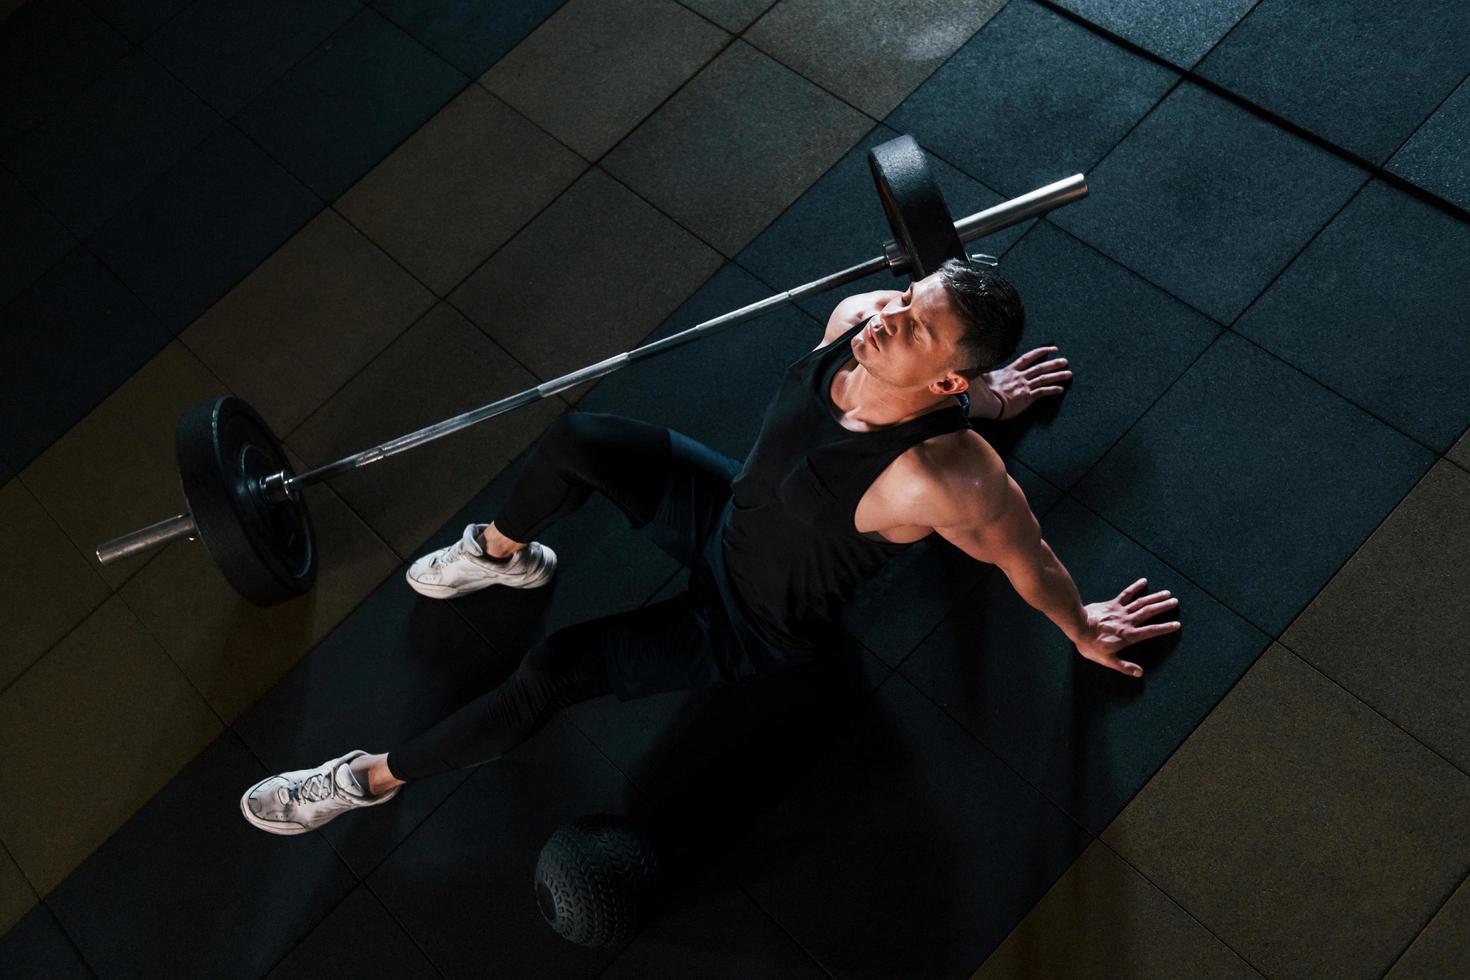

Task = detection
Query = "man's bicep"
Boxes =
[938,474,1043,569]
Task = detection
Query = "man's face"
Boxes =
[850,272,970,394]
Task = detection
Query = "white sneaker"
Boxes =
[405,523,556,598]
[240,750,399,836]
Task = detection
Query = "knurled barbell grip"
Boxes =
[95,513,197,564]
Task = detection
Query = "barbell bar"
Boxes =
[95,135,1087,604]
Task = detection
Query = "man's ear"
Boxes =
[931,372,970,396]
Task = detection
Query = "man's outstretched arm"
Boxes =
[933,464,1180,676]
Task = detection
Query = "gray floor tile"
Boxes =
[726,673,1088,980]
[901,496,1266,834]
[286,302,566,557]
[1074,332,1433,636]
[370,0,566,78]
[983,221,1219,490]
[1,49,220,238]
[22,342,229,591]
[0,596,222,895]
[1198,0,1470,165]
[118,483,399,722]
[599,866,827,980]
[1451,428,1470,471]
[1389,76,1470,212]
[1104,645,1470,980]
[603,41,870,256]
[0,846,35,938]
[337,85,585,296]
[679,0,774,33]
[1385,873,1470,980]
[1235,180,1470,453]
[484,0,728,160]
[0,479,110,691]
[1052,0,1256,68]
[888,0,1176,198]
[974,840,1262,980]
[181,209,435,435]
[747,0,1005,119]
[265,886,439,979]
[451,167,723,383]
[1051,81,1364,324]
[1281,461,1470,775]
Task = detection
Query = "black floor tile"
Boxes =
[46,731,358,980]
[902,495,1268,833]
[576,262,819,459]
[371,0,567,78]
[841,456,1061,666]
[726,672,1088,980]
[234,7,466,200]
[1235,180,1470,454]
[0,0,128,143]
[984,221,1220,489]
[84,0,194,43]
[145,0,361,117]
[1074,331,1435,635]
[0,164,73,309]
[680,0,773,34]
[888,0,1176,198]
[603,40,870,256]
[1,50,220,238]
[598,866,826,980]
[0,903,92,978]
[1051,81,1364,324]
[1198,0,1470,165]
[367,716,637,978]
[265,885,439,979]
[1052,0,1256,68]
[0,247,170,470]
[735,125,1034,325]
[1389,77,1470,212]
[87,123,322,333]
[234,568,514,879]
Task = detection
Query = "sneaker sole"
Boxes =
[239,782,401,836]
[404,565,555,599]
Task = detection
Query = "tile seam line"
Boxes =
[1028,0,1470,227]
[1379,863,1470,978]
[670,0,780,38]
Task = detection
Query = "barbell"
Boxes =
[95,135,1088,605]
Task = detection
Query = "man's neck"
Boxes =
[831,359,953,430]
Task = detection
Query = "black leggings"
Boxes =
[385,413,743,780]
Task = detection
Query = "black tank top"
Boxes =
[719,318,970,650]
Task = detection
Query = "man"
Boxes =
[240,259,1181,835]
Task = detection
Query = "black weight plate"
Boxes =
[867,134,965,280]
[176,396,316,606]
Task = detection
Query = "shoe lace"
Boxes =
[276,770,337,808]
[432,541,469,568]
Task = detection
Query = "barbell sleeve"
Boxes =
[265,173,1087,502]
[96,513,197,564]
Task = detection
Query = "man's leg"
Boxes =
[406,413,678,597]
[240,595,727,835]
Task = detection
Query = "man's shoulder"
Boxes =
[891,428,1007,524]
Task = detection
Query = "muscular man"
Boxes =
[240,259,1181,835]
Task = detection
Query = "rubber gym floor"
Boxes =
[2,0,1469,976]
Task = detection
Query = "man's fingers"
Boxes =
[1127,590,1171,611]
[1032,370,1072,386]
[1112,659,1143,678]
[1014,346,1058,368]
[1118,578,1149,601]
[1129,621,1182,641]
[1132,598,1179,620]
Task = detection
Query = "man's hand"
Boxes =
[976,346,1071,419]
[1074,578,1181,677]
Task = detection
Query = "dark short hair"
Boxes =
[936,258,1025,378]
